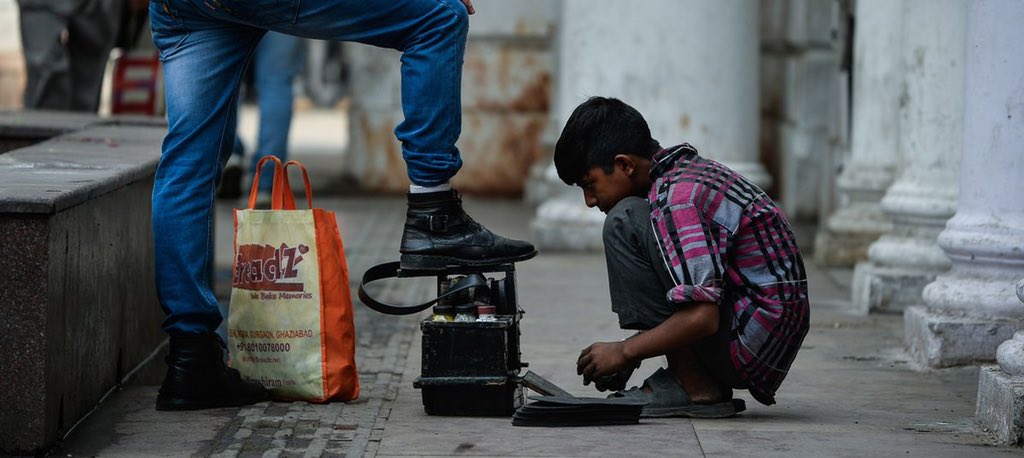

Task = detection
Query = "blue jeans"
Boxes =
[150,0,468,334]
[249,32,305,193]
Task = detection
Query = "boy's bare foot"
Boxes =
[660,370,731,404]
[664,345,732,404]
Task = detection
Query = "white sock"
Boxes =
[409,182,452,194]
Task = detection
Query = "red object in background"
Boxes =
[112,51,161,115]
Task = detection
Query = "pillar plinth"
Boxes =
[530,196,605,251]
[905,0,1024,373]
[975,281,1024,446]
[850,0,964,314]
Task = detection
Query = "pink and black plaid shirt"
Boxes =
[648,144,810,405]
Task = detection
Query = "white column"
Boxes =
[904,0,1024,369]
[528,0,604,251]
[531,0,765,250]
[776,0,839,220]
[813,0,901,266]
[849,0,964,314]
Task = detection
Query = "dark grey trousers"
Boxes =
[18,0,124,112]
[603,196,746,389]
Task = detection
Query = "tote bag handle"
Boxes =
[248,155,289,210]
[248,156,314,210]
[283,160,314,209]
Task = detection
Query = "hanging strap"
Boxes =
[248,156,316,210]
[357,262,489,315]
[284,160,314,209]
[248,155,287,209]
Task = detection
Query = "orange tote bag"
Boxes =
[228,156,359,402]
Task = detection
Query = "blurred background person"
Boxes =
[219,31,306,200]
[17,0,127,112]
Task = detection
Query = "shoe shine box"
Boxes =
[414,316,525,416]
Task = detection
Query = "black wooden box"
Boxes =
[414,317,525,416]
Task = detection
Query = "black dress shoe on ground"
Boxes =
[156,333,268,411]
[399,189,537,270]
[216,163,243,200]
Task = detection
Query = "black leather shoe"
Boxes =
[400,189,537,270]
[156,333,268,411]
[216,163,243,200]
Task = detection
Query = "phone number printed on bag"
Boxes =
[236,341,293,353]
[234,242,310,292]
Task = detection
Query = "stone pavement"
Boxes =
[54,197,1019,457]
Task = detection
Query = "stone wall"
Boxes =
[0,114,166,454]
[344,1,557,196]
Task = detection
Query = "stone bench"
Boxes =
[0,111,166,455]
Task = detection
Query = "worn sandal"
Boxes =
[609,368,746,418]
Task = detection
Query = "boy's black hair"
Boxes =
[553,97,661,185]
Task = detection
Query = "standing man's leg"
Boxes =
[208,0,536,269]
[66,0,123,111]
[149,0,267,410]
[250,32,305,193]
[18,2,72,109]
[149,0,532,411]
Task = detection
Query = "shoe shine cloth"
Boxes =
[228,156,359,402]
[513,372,646,427]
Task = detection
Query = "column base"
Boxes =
[904,306,1022,368]
[851,262,939,314]
[813,204,891,267]
[523,162,563,206]
[814,226,884,267]
[530,198,605,251]
[976,366,1024,446]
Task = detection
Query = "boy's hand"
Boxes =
[593,366,636,392]
[577,341,633,384]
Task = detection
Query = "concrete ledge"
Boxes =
[0,114,166,454]
[976,366,1024,446]
[904,305,1022,369]
[0,110,101,139]
[0,124,167,214]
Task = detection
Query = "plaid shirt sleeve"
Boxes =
[652,202,725,306]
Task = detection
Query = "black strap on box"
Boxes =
[357,261,489,316]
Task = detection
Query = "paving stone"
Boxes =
[976,366,1024,446]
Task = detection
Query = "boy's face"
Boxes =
[577,164,637,214]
